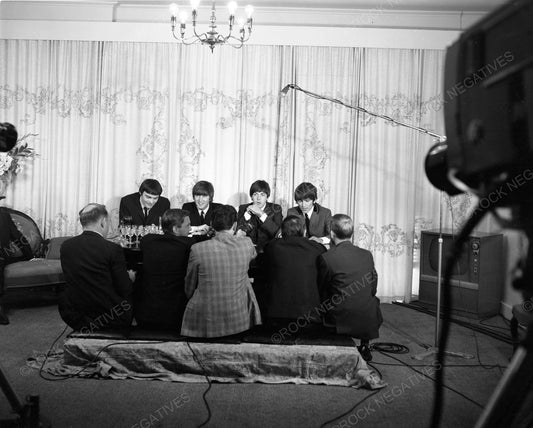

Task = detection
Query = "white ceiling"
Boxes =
[0,0,508,13]
[196,0,505,12]
[0,0,510,47]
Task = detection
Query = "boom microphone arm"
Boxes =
[280,83,446,142]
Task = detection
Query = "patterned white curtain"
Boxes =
[1,39,474,301]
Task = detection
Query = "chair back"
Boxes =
[6,207,43,257]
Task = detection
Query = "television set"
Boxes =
[418,228,504,318]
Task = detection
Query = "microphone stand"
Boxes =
[281,84,472,360]
[413,190,473,360]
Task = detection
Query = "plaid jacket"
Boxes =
[181,232,261,337]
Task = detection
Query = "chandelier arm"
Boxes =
[227,33,250,43]
[216,34,229,43]
[287,84,446,141]
[192,25,207,40]
[223,38,245,48]
[181,37,202,45]
[171,25,204,45]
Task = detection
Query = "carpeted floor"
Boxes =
[0,289,514,428]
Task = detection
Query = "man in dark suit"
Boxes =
[119,178,170,227]
[181,180,222,236]
[0,203,33,324]
[135,208,196,331]
[286,182,332,245]
[264,215,326,320]
[59,203,133,332]
[317,214,382,361]
[237,180,282,251]
[237,180,283,312]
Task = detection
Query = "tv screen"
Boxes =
[427,235,469,276]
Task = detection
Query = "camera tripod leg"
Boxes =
[0,363,24,416]
[0,365,48,428]
[474,323,533,428]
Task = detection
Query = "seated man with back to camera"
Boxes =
[135,208,196,331]
[181,180,222,237]
[263,215,327,322]
[119,178,170,227]
[286,182,332,245]
[59,204,134,332]
[317,214,382,362]
[181,205,261,338]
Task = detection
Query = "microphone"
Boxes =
[280,84,292,95]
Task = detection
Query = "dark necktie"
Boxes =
[305,213,310,237]
[143,207,149,225]
[200,210,205,224]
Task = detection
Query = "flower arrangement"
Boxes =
[0,133,38,183]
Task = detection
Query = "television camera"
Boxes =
[424,0,533,426]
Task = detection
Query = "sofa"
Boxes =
[1,208,69,324]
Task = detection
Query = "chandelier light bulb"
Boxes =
[244,4,253,18]
[190,0,200,10]
[179,11,188,23]
[169,3,179,17]
[236,17,245,28]
[227,1,238,16]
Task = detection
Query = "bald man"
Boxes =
[59,203,133,332]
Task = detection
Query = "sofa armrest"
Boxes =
[45,237,72,260]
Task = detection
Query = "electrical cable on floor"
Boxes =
[392,301,513,344]
[371,361,507,370]
[370,342,410,354]
[375,314,509,371]
[377,349,484,409]
[316,341,406,428]
[37,324,69,380]
[472,331,506,375]
[185,341,212,428]
[366,361,382,381]
[371,341,508,371]
[318,389,381,428]
[479,316,511,332]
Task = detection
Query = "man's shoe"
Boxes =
[358,345,372,362]
[0,306,9,325]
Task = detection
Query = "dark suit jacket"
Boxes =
[135,233,196,330]
[181,202,223,227]
[286,203,332,239]
[317,241,382,340]
[0,207,33,293]
[0,207,33,261]
[264,236,326,319]
[237,202,282,250]
[59,231,133,330]
[119,192,170,226]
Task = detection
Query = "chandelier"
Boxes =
[169,1,254,52]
